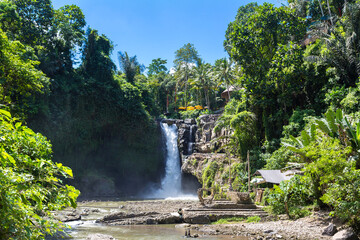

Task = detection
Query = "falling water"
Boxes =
[155,122,182,198]
[187,125,194,155]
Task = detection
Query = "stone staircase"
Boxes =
[182,200,268,224]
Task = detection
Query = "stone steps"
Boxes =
[204,202,258,210]
[182,204,269,224]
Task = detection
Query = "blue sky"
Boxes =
[53,0,281,70]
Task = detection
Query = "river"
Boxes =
[60,200,249,240]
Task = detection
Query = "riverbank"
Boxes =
[197,212,334,240]
[57,199,357,240]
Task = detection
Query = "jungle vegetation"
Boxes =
[1,0,360,237]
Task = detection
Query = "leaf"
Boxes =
[336,109,343,124]
[1,151,16,165]
[282,142,306,157]
[15,122,22,129]
[301,130,310,146]
[290,135,303,148]
[0,109,11,118]
[325,110,337,135]
[309,123,316,141]
[315,119,331,136]
[70,198,77,209]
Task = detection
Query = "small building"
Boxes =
[252,169,303,203]
[221,86,237,102]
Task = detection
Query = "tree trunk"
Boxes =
[166,91,169,113]
[318,0,325,17]
[327,0,334,25]
[226,82,231,102]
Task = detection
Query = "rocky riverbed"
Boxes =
[56,199,359,240]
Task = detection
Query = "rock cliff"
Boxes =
[163,114,241,192]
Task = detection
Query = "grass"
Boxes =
[245,216,261,223]
[212,216,261,224]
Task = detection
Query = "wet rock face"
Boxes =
[176,114,227,157]
[181,153,238,187]
[194,114,221,154]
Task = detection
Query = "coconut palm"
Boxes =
[190,62,214,110]
[214,58,235,101]
[118,51,144,84]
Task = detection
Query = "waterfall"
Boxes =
[155,122,182,198]
[187,125,194,155]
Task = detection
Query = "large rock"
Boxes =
[86,234,115,240]
[184,118,196,125]
[323,223,338,236]
[96,211,158,223]
[227,192,252,204]
[332,228,359,240]
[183,212,211,224]
[96,211,182,225]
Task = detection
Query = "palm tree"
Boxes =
[191,62,214,110]
[173,43,200,108]
[214,58,235,101]
[118,51,144,84]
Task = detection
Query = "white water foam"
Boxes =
[145,122,198,199]
[152,122,183,198]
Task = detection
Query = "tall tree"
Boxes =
[191,61,214,109]
[214,58,235,101]
[118,51,144,84]
[0,29,49,113]
[173,43,200,107]
[81,29,115,81]
[147,58,167,76]
[11,0,54,47]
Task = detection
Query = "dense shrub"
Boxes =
[0,110,79,239]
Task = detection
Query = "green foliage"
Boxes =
[212,217,245,224]
[118,51,144,84]
[282,109,316,138]
[147,58,167,76]
[266,175,312,219]
[202,161,218,188]
[212,216,260,224]
[179,109,211,120]
[264,146,293,170]
[215,99,257,159]
[0,29,49,114]
[302,136,352,205]
[81,29,115,81]
[0,109,79,239]
[174,43,200,68]
[246,216,261,223]
[321,162,360,229]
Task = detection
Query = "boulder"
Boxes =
[323,223,338,236]
[161,119,176,125]
[86,233,115,240]
[184,119,196,125]
[227,191,252,204]
[332,228,359,240]
[56,210,81,222]
[96,211,181,225]
[96,211,158,223]
[183,213,211,224]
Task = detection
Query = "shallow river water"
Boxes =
[61,200,249,240]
